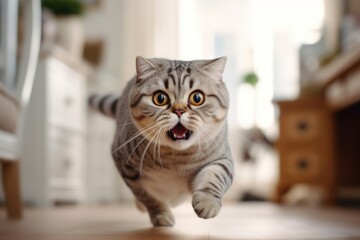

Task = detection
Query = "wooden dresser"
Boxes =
[274,46,360,205]
[274,97,336,203]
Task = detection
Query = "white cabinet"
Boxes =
[21,56,87,206]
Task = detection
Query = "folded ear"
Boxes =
[196,56,227,81]
[135,56,160,83]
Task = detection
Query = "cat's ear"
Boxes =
[135,56,160,83]
[196,56,227,81]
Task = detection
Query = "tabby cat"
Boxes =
[89,57,234,227]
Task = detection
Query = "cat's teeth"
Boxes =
[174,132,186,138]
[167,124,192,141]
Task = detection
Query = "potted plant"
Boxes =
[237,71,260,128]
[242,72,259,87]
[42,0,85,59]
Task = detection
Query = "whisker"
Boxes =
[139,127,163,175]
[112,122,162,154]
[152,132,158,160]
[126,127,160,165]
[195,131,203,153]
[157,131,165,168]
[197,129,217,149]
[152,128,163,163]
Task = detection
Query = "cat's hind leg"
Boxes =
[149,209,175,227]
[138,191,175,226]
[135,200,146,212]
[127,180,175,227]
[115,159,174,226]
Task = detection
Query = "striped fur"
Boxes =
[89,93,119,118]
[100,57,233,227]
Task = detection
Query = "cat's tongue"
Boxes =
[172,123,188,138]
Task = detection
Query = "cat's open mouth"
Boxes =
[167,123,192,141]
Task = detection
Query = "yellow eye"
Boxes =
[189,91,205,106]
[153,91,169,106]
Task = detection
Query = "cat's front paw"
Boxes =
[150,211,175,227]
[192,192,222,219]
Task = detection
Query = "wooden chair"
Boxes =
[0,0,41,219]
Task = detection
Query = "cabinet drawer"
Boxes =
[48,128,85,188]
[282,149,321,182]
[282,111,320,141]
[49,187,84,203]
[47,58,86,131]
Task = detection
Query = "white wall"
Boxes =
[83,0,180,89]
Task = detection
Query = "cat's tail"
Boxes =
[88,93,119,118]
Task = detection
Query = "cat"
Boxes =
[89,56,234,227]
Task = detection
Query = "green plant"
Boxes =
[42,0,84,16]
[242,72,259,87]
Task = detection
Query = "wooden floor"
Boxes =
[0,202,360,240]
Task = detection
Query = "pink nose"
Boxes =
[173,109,185,118]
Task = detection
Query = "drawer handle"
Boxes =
[297,158,309,170]
[297,120,309,132]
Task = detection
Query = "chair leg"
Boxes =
[2,161,22,219]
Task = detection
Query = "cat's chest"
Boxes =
[142,167,191,207]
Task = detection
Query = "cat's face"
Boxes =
[129,57,229,151]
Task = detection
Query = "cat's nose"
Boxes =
[173,109,185,118]
[172,103,187,118]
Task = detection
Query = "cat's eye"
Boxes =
[153,91,169,106]
[189,91,205,106]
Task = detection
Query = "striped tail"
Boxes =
[88,93,119,118]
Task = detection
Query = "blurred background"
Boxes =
[1,0,360,211]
